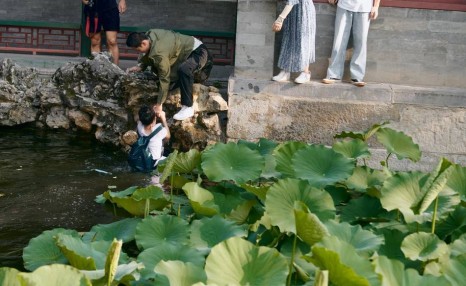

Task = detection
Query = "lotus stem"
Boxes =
[144,198,150,218]
[286,234,298,286]
[385,153,392,169]
[431,196,439,234]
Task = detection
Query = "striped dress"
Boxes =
[277,0,316,73]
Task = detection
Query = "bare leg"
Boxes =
[89,33,102,54]
[105,31,119,65]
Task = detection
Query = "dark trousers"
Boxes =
[176,44,212,107]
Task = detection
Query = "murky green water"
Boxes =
[0,125,150,270]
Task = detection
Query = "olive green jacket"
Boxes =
[139,29,195,104]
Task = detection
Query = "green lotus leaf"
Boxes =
[373,255,451,286]
[159,149,178,183]
[107,186,170,217]
[183,182,219,216]
[80,261,143,283]
[325,185,351,206]
[279,237,313,282]
[401,232,449,262]
[168,175,191,190]
[450,234,466,257]
[23,228,80,271]
[135,215,189,250]
[325,220,384,256]
[171,149,201,174]
[0,267,21,286]
[104,239,122,286]
[376,127,421,162]
[241,183,269,202]
[55,233,107,270]
[293,144,355,188]
[375,229,408,262]
[205,237,289,285]
[82,218,141,243]
[201,142,264,184]
[345,166,389,193]
[335,122,388,141]
[340,195,394,224]
[238,138,278,156]
[18,264,92,286]
[103,186,138,200]
[265,178,335,233]
[138,244,206,274]
[190,216,247,251]
[154,261,207,286]
[444,164,466,201]
[332,138,371,159]
[441,254,466,285]
[206,184,249,215]
[273,141,308,178]
[294,201,329,246]
[228,199,257,224]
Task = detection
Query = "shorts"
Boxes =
[96,7,120,32]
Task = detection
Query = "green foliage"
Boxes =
[16,123,466,285]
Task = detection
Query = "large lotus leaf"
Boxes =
[154,261,207,286]
[376,127,421,162]
[201,142,264,184]
[190,215,247,251]
[332,138,371,159]
[82,218,141,243]
[138,244,205,274]
[417,188,460,224]
[376,229,408,262]
[325,185,351,206]
[441,254,466,286]
[55,233,106,270]
[238,138,278,156]
[135,215,189,250]
[340,195,394,224]
[228,199,257,224]
[325,220,384,256]
[80,261,143,283]
[335,122,388,141]
[206,185,248,215]
[205,237,289,285]
[265,178,335,233]
[292,144,355,188]
[109,186,170,217]
[450,234,466,257]
[171,149,201,174]
[294,202,329,246]
[159,149,178,183]
[0,267,21,286]
[23,228,80,271]
[373,255,450,286]
[183,182,219,216]
[273,141,308,178]
[241,183,269,202]
[444,164,466,201]
[345,166,389,193]
[418,158,454,214]
[308,236,380,286]
[17,264,92,286]
[401,232,449,262]
[103,186,138,200]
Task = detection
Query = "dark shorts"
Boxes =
[96,7,120,32]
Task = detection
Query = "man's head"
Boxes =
[138,104,156,126]
[126,32,150,53]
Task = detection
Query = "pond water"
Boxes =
[0,125,150,270]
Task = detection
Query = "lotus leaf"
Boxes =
[265,178,335,233]
[340,195,393,224]
[82,218,141,243]
[17,264,92,286]
[55,233,107,270]
[135,215,189,250]
[104,239,122,286]
[332,138,371,159]
[23,228,80,271]
[238,138,278,156]
[376,229,408,262]
[401,232,449,261]
[201,142,264,184]
[205,237,288,286]
[241,183,269,202]
[376,127,421,162]
[159,149,178,183]
[183,182,219,216]
[434,205,466,241]
[441,254,466,285]
[80,261,143,283]
[345,166,388,193]
[154,261,207,286]
[450,234,466,257]
[171,149,201,174]
[293,144,355,188]
[294,201,329,246]
[273,141,307,178]
[0,267,21,286]
[444,164,466,202]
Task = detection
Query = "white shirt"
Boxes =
[338,0,373,13]
[137,121,168,161]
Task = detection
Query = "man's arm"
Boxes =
[370,0,380,20]
[158,111,171,142]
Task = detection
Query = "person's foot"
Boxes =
[351,79,366,87]
[294,72,311,84]
[272,70,290,82]
[322,78,341,84]
[173,105,194,121]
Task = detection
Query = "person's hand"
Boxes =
[82,0,90,5]
[328,0,338,5]
[153,104,163,117]
[126,66,142,73]
[157,110,166,121]
[118,0,127,13]
[370,7,379,20]
[272,21,282,32]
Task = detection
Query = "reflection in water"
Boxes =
[0,125,150,270]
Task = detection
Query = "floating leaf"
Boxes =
[82,218,141,243]
[332,138,371,159]
[401,232,449,262]
[135,215,189,250]
[293,145,355,188]
[205,237,288,285]
[190,216,247,251]
[18,264,92,286]
[155,261,207,286]
[201,142,264,184]
[376,127,421,162]
[55,233,106,270]
[273,141,307,178]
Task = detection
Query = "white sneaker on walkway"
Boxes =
[173,105,194,121]
[272,70,290,82]
[294,72,311,84]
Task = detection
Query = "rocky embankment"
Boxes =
[0,55,228,151]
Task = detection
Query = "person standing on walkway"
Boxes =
[272,0,316,84]
[322,0,380,87]
[82,0,127,65]
[125,29,213,121]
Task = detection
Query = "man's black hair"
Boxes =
[138,104,156,126]
[126,32,149,48]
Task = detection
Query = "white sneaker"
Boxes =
[272,70,290,82]
[294,72,311,84]
[173,105,194,121]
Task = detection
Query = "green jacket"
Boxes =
[139,29,195,105]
